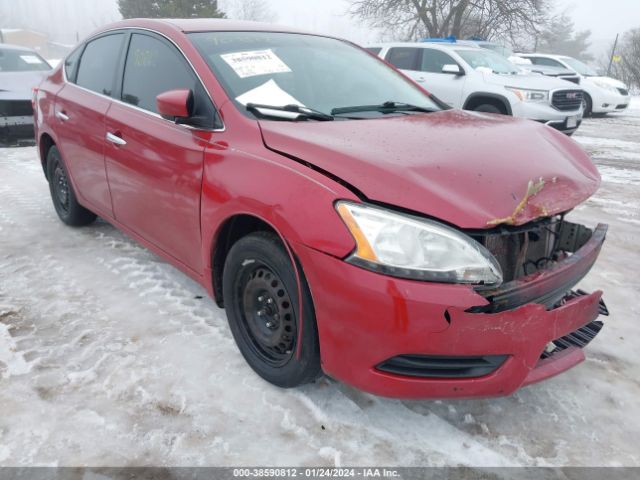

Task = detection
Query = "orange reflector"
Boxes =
[336,203,378,262]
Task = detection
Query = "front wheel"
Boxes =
[583,94,593,117]
[46,146,96,226]
[222,232,321,388]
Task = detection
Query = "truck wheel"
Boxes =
[583,94,593,117]
[474,104,503,114]
[222,231,321,388]
[46,146,97,226]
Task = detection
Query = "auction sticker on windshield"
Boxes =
[221,49,291,78]
[20,55,44,64]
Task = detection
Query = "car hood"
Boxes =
[584,76,627,89]
[259,110,600,229]
[484,72,579,90]
[0,71,48,100]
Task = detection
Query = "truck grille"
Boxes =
[617,87,629,96]
[552,90,583,111]
[0,99,33,117]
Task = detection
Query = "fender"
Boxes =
[463,92,513,115]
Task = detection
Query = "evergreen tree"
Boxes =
[118,0,225,19]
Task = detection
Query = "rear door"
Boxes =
[385,47,422,82]
[54,33,126,216]
[104,31,217,272]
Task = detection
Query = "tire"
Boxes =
[46,146,97,226]
[222,231,321,388]
[473,103,504,114]
[583,94,593,117]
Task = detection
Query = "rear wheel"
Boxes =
[46,146,96,226]
[222,232,321,388]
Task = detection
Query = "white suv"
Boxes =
[368,41,585,135]
[517,53,631,116]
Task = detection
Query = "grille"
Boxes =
[0,100,33,117]
[552,90,583,111]
[472,217,564,283]
[617,87,629,96]
[541,290,608,360]
[377,354,508,379]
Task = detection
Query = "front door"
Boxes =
[104,32,217,272]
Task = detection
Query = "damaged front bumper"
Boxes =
[296,221,608,399]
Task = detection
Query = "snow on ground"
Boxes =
[1,105,640,468]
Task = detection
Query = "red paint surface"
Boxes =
[34,19,607,398]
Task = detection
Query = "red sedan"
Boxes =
[33,19,608,399]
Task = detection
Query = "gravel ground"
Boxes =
[1,101,639,467]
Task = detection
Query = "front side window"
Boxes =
[420,49,458,73]
[123,34,192,113]
[455,49,518,75]
[0,47,50,72]
[189,32,440,118]
[75,34,125,96]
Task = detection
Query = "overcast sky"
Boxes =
[1,0,637,52]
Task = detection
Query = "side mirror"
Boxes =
[156,89,194,121]
[442,64,464,75]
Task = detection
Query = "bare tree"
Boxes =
[349,0,549,43]
[226,0,277,23]
[604,29,640,90]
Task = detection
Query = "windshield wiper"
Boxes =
[246,103,334,121]
[331,101,436,115]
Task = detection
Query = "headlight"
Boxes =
[593,80,619,92]
[505,87,549,103]
[336,202,503,285]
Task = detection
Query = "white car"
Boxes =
[517,53,631,116]
[368,41,585,135]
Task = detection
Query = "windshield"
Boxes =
[0,48,51,72]
[456,49,518,74]
[189,31,441,118]
[560,57,598,76]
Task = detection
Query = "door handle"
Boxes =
[106,132,127,146]
[56,111,70,121]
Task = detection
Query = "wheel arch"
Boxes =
[463,93,512,115]
[39,132,57,179]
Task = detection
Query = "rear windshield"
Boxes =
[189,31,441,117]
[0,48,51,72]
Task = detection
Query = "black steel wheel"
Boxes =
[223,232,321,387]
[46,146,96,226]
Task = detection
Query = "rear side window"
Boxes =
[420,49,457,73]
[64,47,82,82]
[75,34,125,96]
[366,47,382,55]
[385,48,420,70]
[121,33,217,128]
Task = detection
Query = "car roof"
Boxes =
[369,41,482,51]
[94,18,312,36]
[519,53,567,59]
[0,43,38,53]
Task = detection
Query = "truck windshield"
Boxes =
[456,49,519,75]
[561,57,598,76]
[0,48,51,72]
[189,31,441,118]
